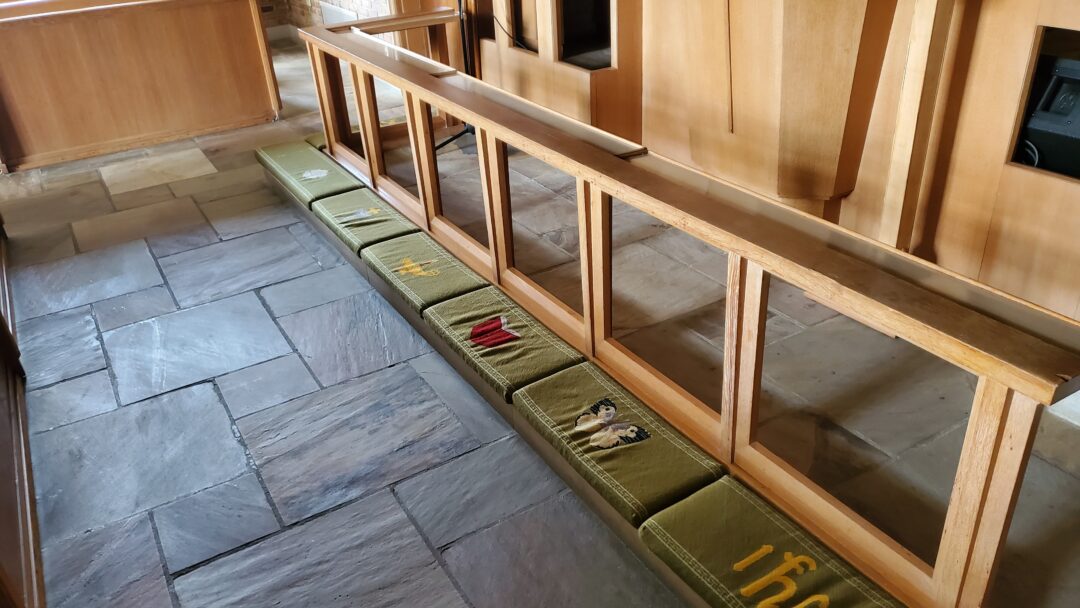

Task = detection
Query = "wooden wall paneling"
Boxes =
[589,0,642,142]
[0,0,277,170]
[245,0,282,115]
[641,0,782,196]
[914,0,1041,278]
[777,0,894,202]
[873,0,955,249]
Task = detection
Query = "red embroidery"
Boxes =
[470,316,520,348]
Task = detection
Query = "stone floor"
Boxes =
[2,41,1078,608]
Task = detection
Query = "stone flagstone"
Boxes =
[32,384,249,544]
[103,293,292,405]
[26,371,116,434]
[238,364,478,523]
[173,491,467,608]
[17,307,105,390]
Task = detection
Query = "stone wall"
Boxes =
[260,0,392,29]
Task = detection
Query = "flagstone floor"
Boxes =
[1,41,1077,608]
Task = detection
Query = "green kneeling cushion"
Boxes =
[305,133,328,150]
[512,362,724,526]
[423,286,584,401]
[361,233,488,312]
[312,190,419,253]
[640,477,901,608]
[257,141,360,207]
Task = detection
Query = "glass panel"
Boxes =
[373,76,418,196]
[322,54,363,155]
[432,112,489,247]
[986,407,1079,606]
[506,146,582,313]
[1011,27,1080,179]
[339,63,363,140]
[756,275,979,566]
[560,0,611,69]
[511,0,539,52]
[610,199,728,410]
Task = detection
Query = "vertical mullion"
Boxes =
[308,46,341,156]
[932,377,1012,607]
[477,129,512,280]
[405,93,436,231]
[356,70,384,179]
[733,260,769,453]
[576,178,595,356]
[587,188,611,349]
[957,391,1042,607]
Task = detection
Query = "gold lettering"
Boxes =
[733,545,775,572]
[740,552,818,608]
[792,595,829,608]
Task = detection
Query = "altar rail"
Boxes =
[301,15,1080,608]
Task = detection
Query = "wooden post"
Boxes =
[587,188,611,351]
[356,70,385,179]
[405,93,437,231]
[477,128,512,281]
[577,179,596,356]
[731,260,769,454]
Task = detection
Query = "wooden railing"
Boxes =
[301,17,1080,608]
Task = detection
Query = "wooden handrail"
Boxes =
[328,7,458,35]
[0,0,174,23]
[301,25,1080,405]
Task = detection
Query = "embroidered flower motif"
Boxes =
[337,207,382,224]
[469,316,520,348]
[574,398,650,449]
[397,257,440,277]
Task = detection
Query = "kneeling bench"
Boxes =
[256,140,361,207]
[512,362,725,526]
[312,190,419,253]
[361,233,488,312]
[423,286,585,401]
[640,477,901,608]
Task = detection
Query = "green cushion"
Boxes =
[423,286,584,401]
[361,233,488,312]
[312,190,419,253]
[640,477,901,608]
[305,132,328,150]
[512,362,724,526]
[256,141,361,207]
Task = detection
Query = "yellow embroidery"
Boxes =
[398,257,440,277]
[732,546,829,608]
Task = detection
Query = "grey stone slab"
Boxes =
[92,285,177,331]
[199,189,299,240]
[173,491,466,608]
[988,455,1080,608]
[443,492,684,608]
[160,227,321,307]
[640,228,730,285]
[17,307,105,390]
[42,515,172,608]
[756,410,892,489]
[762,315,977,457]
[103,293,292,405]
[32,383,249,544]
[396,436,563,547]
[834,425,966,565]
[26,371,116,434]
[408,352,510,443]
[146,223,220,257]
[238,364,478,523]
[153,474,279,573]
[278,291,430,387]
[767,278,841,326]
[12,240,163,321]
[217,354,319,418]
[259,264,370,318]
[287,221,347,269]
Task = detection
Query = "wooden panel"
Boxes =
[641,0,781,195]
[479,38,593,122]
[0,0,278,170]
[777,0,894,200]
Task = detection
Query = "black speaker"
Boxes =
[1019,57,1080,178]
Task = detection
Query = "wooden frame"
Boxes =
[302,21,1080,607]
